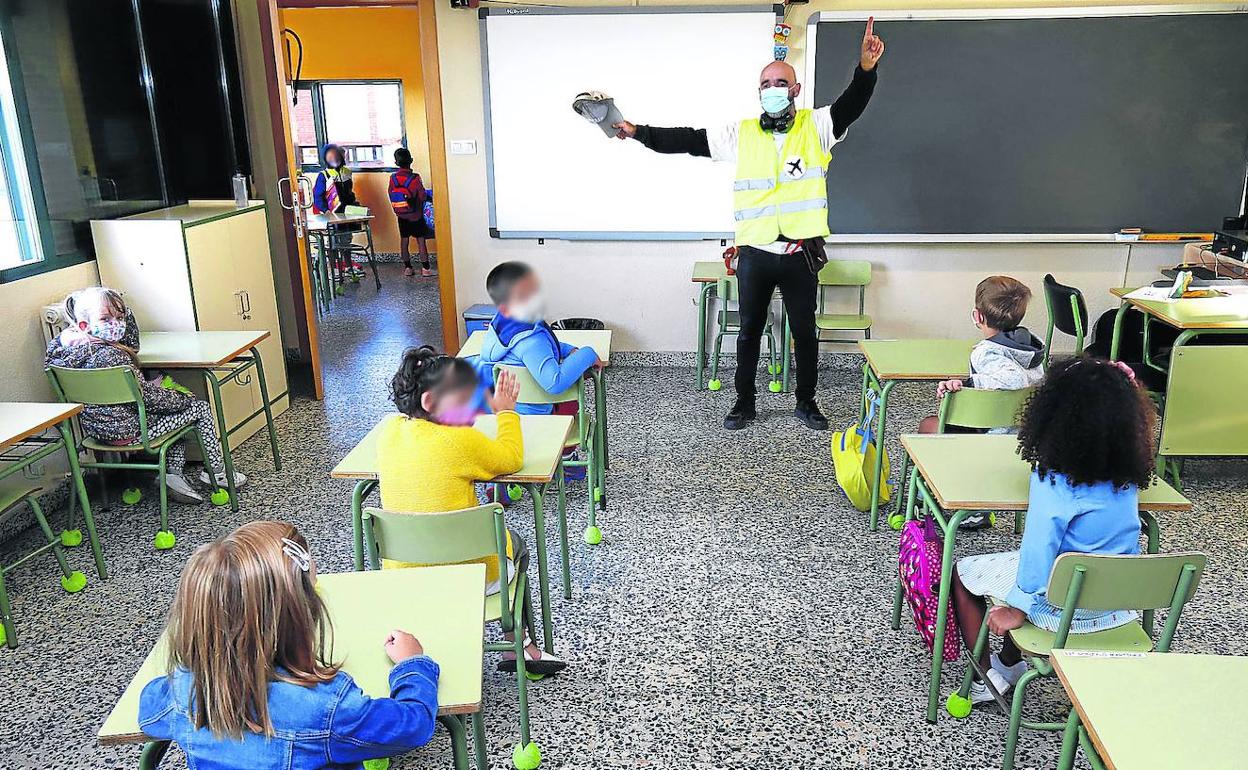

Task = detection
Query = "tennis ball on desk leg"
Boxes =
[121,487,142,505]
[512,742,542,770]
[61,571,87,593]
[153,530,177,550]
[768,380,782,393]
[708,379,722,391]
[60,529,83,547]
[210,488,231,507]
[362,759,390,770]
[888,514,904,531]
[583,525,602,545]
[946,691,973,719]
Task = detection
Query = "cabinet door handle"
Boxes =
[276,177,294,210]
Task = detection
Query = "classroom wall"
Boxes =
[0,260,100,401]
[283,5,435,255]
[433,0,1197,353]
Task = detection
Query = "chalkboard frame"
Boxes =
[804,4,1248,243]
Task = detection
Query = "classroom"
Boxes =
[0,0,1245,768]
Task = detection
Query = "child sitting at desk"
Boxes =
[950,358,1154,707]
[138,521,440,769]
[45,287,245,504]
[378,346,567,676]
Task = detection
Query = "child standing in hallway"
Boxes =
[389,148,433,277]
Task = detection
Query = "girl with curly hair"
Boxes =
[950,357,1156,705]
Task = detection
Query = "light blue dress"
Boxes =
[958,470,1141,633]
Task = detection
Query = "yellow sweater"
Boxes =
[376,411,524,583]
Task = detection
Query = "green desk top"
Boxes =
[306,211,375,231]
[330,414,574,483]
[457,329,612,364]
[1112,286,1248,330]
[900,434,1191,512]
[1051,650,1248,770]
[137,331,270,369]
[99,565,487,745]
[0,402,82,450]
[692,261,728,283]
[859,339,978,380]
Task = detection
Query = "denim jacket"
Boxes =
[138,655,440,770]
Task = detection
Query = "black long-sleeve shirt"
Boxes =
[633,65,877,157]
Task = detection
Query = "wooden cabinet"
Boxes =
[92,201,290,448]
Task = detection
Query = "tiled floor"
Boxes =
[2,262,1246,769]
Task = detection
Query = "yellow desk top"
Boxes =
[692,261,728,284]
[457,329,612,365]
[1111,286,1248,330]
[900,434,1191,513]
[0,402,82,450]
[306,212,375,231]
[330,414,574,484]
[137,331,270,369]
[1052,650,1248,770]
[99,564,487,745]
[859,339,978,380]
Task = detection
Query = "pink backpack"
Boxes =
[898,518,960,661]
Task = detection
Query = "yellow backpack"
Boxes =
[831,393,891,511]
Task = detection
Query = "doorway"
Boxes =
[248,0,459,400]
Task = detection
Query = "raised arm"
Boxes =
[613,121,711,157]
[827,18,883,138]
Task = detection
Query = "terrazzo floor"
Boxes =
[2,262,1246,769]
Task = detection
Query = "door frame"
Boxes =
[255,0,460,401]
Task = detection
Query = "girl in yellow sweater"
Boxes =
[378,346,566,676]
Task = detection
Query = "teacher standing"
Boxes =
[615,19,884,431]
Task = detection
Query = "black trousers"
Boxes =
[734,246,819,402]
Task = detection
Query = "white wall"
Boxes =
[436,0,1193,352]
[0,260,100,401]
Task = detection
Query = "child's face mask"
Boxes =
[87,317,127,343]
[432,392,478,426]
[509,292,546,324]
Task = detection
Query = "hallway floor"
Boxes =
[1,262,1245,769]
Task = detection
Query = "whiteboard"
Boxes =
[481,6,777,240]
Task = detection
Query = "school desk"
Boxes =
[1108,286,1248,481]
[891,434,1190,724]
[98,565,487,770]
[331,413,574,655]
[0,403,106,581]
[137,331,282,512]
[458,327,612,528]
[692,260,728,390]
[856,338,978,530]
[1051,650,1248,770]
[305,211,380,311]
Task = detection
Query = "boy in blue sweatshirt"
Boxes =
[474,261,602,416]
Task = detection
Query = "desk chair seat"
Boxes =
[989,597,1153,657]
[0,484,87,648]
[816,312,872,332]
[80,427,194,455]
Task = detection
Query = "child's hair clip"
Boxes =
[281,537,311,572]
[1109,360,1137,383]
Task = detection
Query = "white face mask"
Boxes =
[510,292,546,324]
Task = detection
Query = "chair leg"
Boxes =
[28,499,85,593]
[472,708,488,770]
[708,329,725,390]
[510,607,541,770]
[947,613,992,718]
[1002,668,1043,770]
[61,477,82,547]
[584,432,601,545]
[0,566,14,648]
[154,445,175,551]
[138,740,171,770]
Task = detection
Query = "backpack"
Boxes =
[898,518,960,661]
[830,392,890,511]
[388,171,423,216]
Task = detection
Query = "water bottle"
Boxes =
[232,172,249,208]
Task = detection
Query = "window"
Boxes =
[0,21,42,271]
[293,80,406,172]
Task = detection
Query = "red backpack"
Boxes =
[388,171,423,215]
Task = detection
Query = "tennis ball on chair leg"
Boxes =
[210,488,231,507]
[60,529,82,548]
[708,379,721,391]
[888,514,904,531]
[153,530,177,550]
[121,487,142,505]
[61,571,87,593]
[583,525,602,545]
[512,742,542,770]
[769,380,782,393]
[946,691,973,719]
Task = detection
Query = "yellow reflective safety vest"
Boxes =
[732,109,831,247]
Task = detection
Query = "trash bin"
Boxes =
[463,303,496,334]
[552,317,605,331]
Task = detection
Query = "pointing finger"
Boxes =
[864,16,874,40]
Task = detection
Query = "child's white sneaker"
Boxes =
[166,474,204,504]
[199,469,248,489]
[968,668,1012,705]
[991,653,1029,687]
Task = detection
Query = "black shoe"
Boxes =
[795,399,829,431]
[723,400,756,430]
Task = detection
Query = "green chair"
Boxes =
[362,503,542,770]
[0,485,88,647]
[1156,345,1248,489]
[887,387,1034,531]
[707,276,781,394]
[815,260,872,344]
[946,551,1207,770]
[493,363,600,547]
[1042,273,1089,368]
[46,365,219,551]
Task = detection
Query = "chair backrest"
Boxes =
[817,260,871,287]
[364,504,506,567]
[493,363,581,406]
[1044,273,1090,339]
[715,275,740,302]
[937,386,1033,431]
[1047,552,1206,612]
[46,365,142,407]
